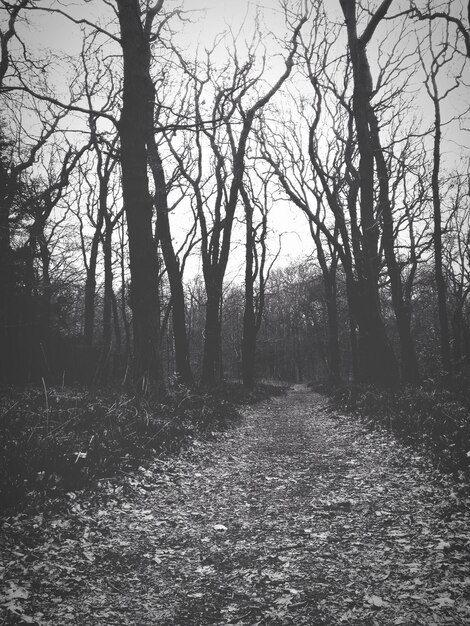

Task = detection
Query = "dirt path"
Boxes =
[1,387,469,625]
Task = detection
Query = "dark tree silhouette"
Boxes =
[115,0,164,393]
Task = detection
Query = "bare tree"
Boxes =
[338,0,404,387]
[257,107,345,385]
[239,167,280,388]
[25,140,90,328]
[417,16,466,383]
[114,0,165,393]
[167,10,306,387]
[410,0,470,58]
[147,110,194,385]
[0,0,28,88]
[444,172,470,377]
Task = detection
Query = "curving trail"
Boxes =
[1,386,469,625]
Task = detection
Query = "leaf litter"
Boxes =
[1,386,470,625]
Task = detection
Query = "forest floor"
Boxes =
[1,385,470,626]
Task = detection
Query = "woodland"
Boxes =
[0,0,468,394]
[1,0,470,623]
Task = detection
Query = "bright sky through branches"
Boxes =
[7,0,470,278]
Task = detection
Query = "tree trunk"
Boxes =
[102,236,113,351]
[98,221,114,383]
[147,140,194,386]
[462,319,470,368]
[348,309,359,383]
[201,283,222,387]
[339,0,399,387]
[83,217,102,346]
[324,271,341,386]
[241,307,257,388]
[353,282,396,386]
[0,184,11,300]
[452,305,463,373]
[116,0,162,393]
[37,230,52,340]
[368,112,419,385]
[431,90,452,383]
[308,218,342,386]
[0,169,14,370]
[118,218,132,385]
[242,206,257,388]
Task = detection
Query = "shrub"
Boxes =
[0,384,242,509]
[332,385,470,481]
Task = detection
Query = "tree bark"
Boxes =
[431,87,452,383]
[339,0,399,387]
[83,210,103,346]
[324,270,341,386]
[241,195,257,388]
[99,221,114,382]
[116,0,163,393]
[0,164,14,357]
[368,100,419,385]
[308,219,341,386]
[201,283,222,387]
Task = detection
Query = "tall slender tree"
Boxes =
[417,15,465,383]
[115,0,164,393]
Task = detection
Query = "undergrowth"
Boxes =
[331,384,470,481]
[0,382,285,510]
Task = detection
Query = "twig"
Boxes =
[42,377,49,435]
[275,543,304,551]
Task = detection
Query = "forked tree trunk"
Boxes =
[339,0,399,387]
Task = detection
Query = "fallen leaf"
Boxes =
[434,595,455,608]
[365,594,388,608]
[0,582,29,603]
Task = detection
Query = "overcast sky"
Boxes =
[10,0,470,277]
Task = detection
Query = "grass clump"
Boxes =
[332,384,470,481]
[0,383,243,509]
